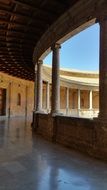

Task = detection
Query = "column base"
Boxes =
[35,110,45,114]
[66,108,69,115]
[31,110,36,129]
[31,110,41,130]
[51,111,63,117]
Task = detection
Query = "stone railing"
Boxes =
[55,108,99,118]
[33,112,107,161]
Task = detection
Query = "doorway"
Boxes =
[0,88,6,116]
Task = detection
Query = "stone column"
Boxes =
[34,64,37,111]
[25,86,28,117]
[36,60,43,112]
[78,89,81,110]
[98,16,107,119]
[46,81,50,112]
[89,90,93,110]
[8,82,11,117]
[66,87,69,115]
[32,64,37,128]
[51,43,61,114]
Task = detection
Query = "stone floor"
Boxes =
[0,117,107,190]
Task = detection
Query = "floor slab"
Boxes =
[0,116,107,190]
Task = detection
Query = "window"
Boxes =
[17,93,21,106]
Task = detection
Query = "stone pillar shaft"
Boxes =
[34,65,37,111]
[36,60,43,112]
[66,87,69,115]
[25,86,28,117]
[99,18,107,119]
[46,81,50,112]
[78,89,80,110]
[51,43,61,114]
[8,82,11,117]
[89,90,93,109]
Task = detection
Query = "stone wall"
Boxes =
[0,72,34,117]
[35,113,54,140]
[56,116,107,160]
[34,113,107,161]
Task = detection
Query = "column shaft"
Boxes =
[25,86,28,117]
[34,65,37,111]
[36,60,43,112]
[99,18,107,119]
[51,43,61,114]
[78,89,80,110]
[8,82,11,117]
[89,90,93,109]
[46,81,50,112]
[66,87,69,115]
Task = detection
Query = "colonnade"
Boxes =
[34,60,98,117]
[34,43,61,115]
[33,16,107,121]
[42,86,98,117]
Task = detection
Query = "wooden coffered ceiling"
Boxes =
[0,0,77,81]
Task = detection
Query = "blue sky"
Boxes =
[44,23,99,71]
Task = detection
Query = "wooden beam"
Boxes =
[0,8,51,23]
[0,49,32,54]
[0,29,40,37]
[13,0,56,15]
[0,19,45,31]
[0,9,30,18]
[0,34,39,42]
[0,45,34,50]
[0,53,32,58]
[0,39,36,45]
[51,0,69,7]
[0,57,34,71]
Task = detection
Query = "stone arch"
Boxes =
[33,0,105,63]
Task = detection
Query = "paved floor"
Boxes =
[0,117,107,190]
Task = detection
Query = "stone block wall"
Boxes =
[35,113,107,161]
[56,117,94,151]
[36,113,54,140]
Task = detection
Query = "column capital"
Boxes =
[46,80,49,84]
[96,14,107,24]
[51,43,61,51]
[38,59,43,65]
